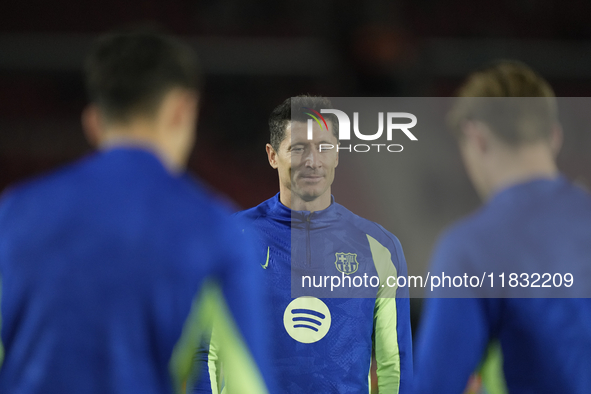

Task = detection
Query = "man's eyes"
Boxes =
[291,146,333,153]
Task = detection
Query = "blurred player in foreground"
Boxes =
[195,95,412,393]
[414,61,591,393]
[0,29,272,394]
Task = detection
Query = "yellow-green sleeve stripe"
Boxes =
[367,235,401,394]
[480,341,508,394]
[169,281,268,394]
[207,323,222,393]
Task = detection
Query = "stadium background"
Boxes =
[2,1,591,391]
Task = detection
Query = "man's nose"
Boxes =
[304,148,321,168]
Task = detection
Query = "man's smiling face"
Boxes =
[274,120,339,203]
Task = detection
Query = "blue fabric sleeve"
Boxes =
[393,235,413,394]
[396,296,413,394]
[217,218,277,394]
[190,341,212,393]
[413,232,491,394]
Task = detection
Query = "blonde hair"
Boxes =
[449,60,558,145]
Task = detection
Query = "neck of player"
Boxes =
[280,187,332,213]
[100,121,189,174]
[484,142,559,200]
[88,90,197,175]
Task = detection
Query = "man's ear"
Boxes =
[461,120,489,154]
[81,104,103,148]
[550,123,563,158]
[164,89,199,133]
[266,143,278,169]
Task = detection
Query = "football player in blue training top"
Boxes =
[414,61,591,393]
[0,28,274,394]
[195,95,413,393]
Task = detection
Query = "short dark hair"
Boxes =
[448,60,557,146]
[268,95,338,151]
[85,28,201,124]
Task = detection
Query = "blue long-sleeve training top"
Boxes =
[415,176,591,394]
[0,147,273,394]
[196,193,413,393]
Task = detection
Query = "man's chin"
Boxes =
[297,188,328,202]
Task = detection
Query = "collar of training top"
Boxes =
[488,174,568,207]
[268,193,341,225]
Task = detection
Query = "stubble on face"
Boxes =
[277,121,338,209]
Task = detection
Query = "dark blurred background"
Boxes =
[2,0,591,353]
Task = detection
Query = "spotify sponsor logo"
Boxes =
[283,296,331,343]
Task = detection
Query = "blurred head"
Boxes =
[82,27,201,171]
[266,95,339,211]
[448,61,562,198]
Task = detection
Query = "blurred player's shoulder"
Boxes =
[0,149,241,240]
[567,177,591,206]
[432,175,591,277]
[177,173,237,218]
[232,194,278,223]
[1,153,92,197]
[446,175,591,239]
[0,152,99,223]
[436,208,486,248]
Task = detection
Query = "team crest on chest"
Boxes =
[334,252,359,274]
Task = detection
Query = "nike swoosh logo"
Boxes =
[261,246,270,269]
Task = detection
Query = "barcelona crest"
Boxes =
[334,253,359,275]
